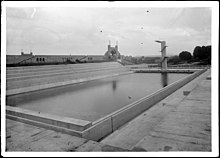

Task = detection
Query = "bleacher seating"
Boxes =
[6,62,130,90]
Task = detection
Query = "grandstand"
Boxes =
[6,62,131,94]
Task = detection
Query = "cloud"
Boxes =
[171,8,211,31]
[6,7,211,56]
[6,7,29,19]
[21,27,61,45]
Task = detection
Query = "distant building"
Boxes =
[104,41,121,61]
[6,43,123,66]
[7,50,107,67]
[21,52,33,56]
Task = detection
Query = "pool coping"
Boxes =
[133,69,202,73]
[6,106,92,131]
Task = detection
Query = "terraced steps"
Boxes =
[6,62,131,94]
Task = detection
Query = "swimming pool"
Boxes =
[7,73,188,122]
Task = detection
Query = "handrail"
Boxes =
[17,56,35,64]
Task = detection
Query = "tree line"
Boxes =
[168,45,211,65]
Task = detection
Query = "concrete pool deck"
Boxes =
[5,69,212,152]
[134,68,202,73]
[101,69,211,151]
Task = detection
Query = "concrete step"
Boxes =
[7,66,128,81]
[6,62,120,73]
[6,62,124,77]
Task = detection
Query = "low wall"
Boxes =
[82,117,113,141]
[6,114,83,137]
[6,106,92,131]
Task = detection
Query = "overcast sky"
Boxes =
[6,6,211,56]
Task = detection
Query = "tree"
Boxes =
[206,45,211,63]
[193,46,202,60]
[203,45,211,64]
[168,55,180,65]
[193,45,211,61]
[179,51,192,61]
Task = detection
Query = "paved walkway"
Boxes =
[101,69,211,151]
[5,69,212,152]
[6,119,128,152]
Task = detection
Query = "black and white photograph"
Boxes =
[1,1,219,157]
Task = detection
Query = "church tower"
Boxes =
[104,40,121,61]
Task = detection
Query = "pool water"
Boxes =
[7,73,188,122]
